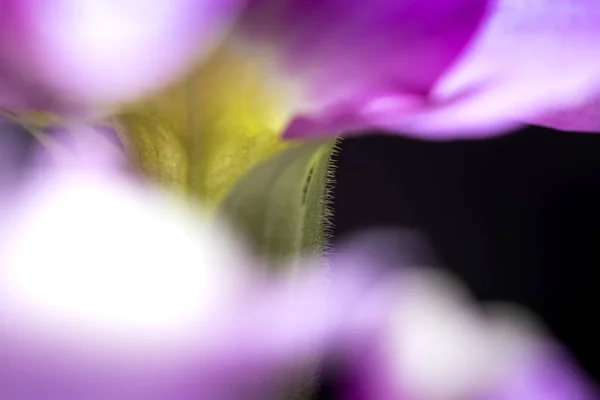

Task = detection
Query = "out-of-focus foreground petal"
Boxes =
[0,0,243,115]
[235,0,489,140]
[0,127,348,399]
[325,231,599,400]
[0,126,247,398]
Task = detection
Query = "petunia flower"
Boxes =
[233,0,600,140]
[0,125,346,399]
[0,0,243,116]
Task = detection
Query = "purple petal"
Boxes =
[262,0,600,140]
[527,93,600,133]
[480,348,598,400]
[409,0,600,137]
[0,0,242,115]
[315,231,600,400]
[239,0,489,139]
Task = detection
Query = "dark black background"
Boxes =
[330,125,600,388]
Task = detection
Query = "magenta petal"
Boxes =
[280,89,523,141]
[0,0,242,114]
[427,0,600,135]
[248,0,488,93]
[527,93,600,133]
[241,0,489,138]
[279,0,600,140]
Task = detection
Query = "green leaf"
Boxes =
[219,138,338,400]
[218,139,338,265]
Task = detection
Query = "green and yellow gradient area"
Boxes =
[119,39,339,264]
